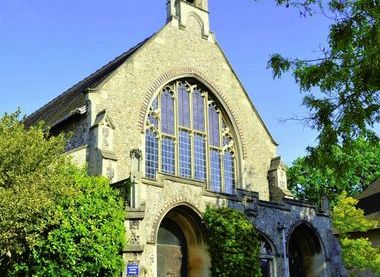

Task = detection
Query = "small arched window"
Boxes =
[145,78,236,194]
[259,234,275,277]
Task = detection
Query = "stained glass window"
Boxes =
[161,90,174,135]
[148,115,158,128]
[152,97,159,109]
[178,84,190,128]
[145,130,158,179]
[179,131,191,177]
[210,150,221,192]
[145,78,235,194]
[162,137,175,174]
[208,105,220,147]
[194,134,206,181]
[224,152,234,194]
[193,90,205,131]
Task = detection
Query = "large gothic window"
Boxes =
[145,78,236,194]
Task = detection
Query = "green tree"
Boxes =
[287,137,380,205]
[332,192,380,274]
[203,207,261,277]
[0,112,125,276]
[268,0,379,169]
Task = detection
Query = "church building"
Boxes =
[25,1,345,276]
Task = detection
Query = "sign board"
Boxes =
[127,263,139,276]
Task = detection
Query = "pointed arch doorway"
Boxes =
[156,205,210,277]
[288,223,326,277]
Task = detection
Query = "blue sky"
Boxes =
[0,0,339,164]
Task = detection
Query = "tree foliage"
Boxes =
[203,207,261,277]
[332,192,380,274]
[0,112,125,276]
[268,0,380,168]
[287,136,380,205]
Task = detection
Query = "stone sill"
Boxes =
[141,173,206,188]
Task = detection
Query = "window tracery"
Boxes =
[144,78,236,194]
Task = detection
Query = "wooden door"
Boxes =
[157,244,186,277]
[157,218,188,277]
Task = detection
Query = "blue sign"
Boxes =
[127,264,139,276]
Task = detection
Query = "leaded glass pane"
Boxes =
[178,85,190,128]
[179,131,191,177]
[162,137,175,174]
[208,105,220,147]
[223,134,230,146]
[224,152,234,194]
[148,115,158,128]
[145,78,236,193]
[145,131,158,179]
[194,134,206,181]
[152,97,159,109]
[161,90,174,135]
[193,90,205,131]
[210,150,221,192]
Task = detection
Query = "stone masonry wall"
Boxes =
[87,20,277,201]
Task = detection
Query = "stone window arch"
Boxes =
[259,234,276,277]
[144,78,237,194]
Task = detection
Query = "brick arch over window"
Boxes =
[138,67,247,159]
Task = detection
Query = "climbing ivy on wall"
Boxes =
[203,207,261,277]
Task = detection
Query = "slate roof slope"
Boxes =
[358,178,380,199]
[25,35,153,127]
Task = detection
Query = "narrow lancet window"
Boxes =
[162,137,175,174]
[161,90,175,135]
[224,152,234,194]
[178,84,190,128]
[210,150,221,192]
[179,131,192,177]
[193,90,205,131]
[145,130,159,179]
[194,134,206,181]
[208,105,220,147]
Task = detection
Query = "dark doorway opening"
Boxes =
[157,218,188,277]
[288,223,325,277]
[156,205,210,277]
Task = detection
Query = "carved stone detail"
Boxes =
[130,220,140,231]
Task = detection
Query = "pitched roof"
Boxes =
[25,35,153,126]
[357,178,380,200]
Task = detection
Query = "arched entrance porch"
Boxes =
[156,205,210,277]
[288,222,326,277]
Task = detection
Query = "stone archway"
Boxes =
[288,223,325,277]
[156,205,210,277]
